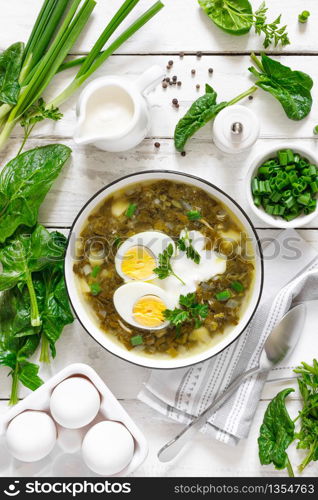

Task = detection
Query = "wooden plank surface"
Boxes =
[1,0,318,54]
[1,54,318,140]
[2,137,318,229]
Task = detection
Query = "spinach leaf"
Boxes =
[198,0,253,36]
[0,144,71,243]
[0,42,24,105]
[249,53,313,121]
[199,1,290,48]
[0,225,65,327]
[0,288,43,405]
[174,83,256,151]
[258,388,295,475]
[34,256,74,363]
[174,84,227,151]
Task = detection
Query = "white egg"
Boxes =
[115,231,174,281]
[82,421,134,476]
[50,377,100,429]
[113,282,173,330]
[6,411,56,462]
[57,427,83,454]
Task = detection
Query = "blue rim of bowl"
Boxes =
[64,170,264,370]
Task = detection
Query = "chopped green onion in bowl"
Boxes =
[247,147,318,228]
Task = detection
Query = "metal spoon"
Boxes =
[158,303,306,462]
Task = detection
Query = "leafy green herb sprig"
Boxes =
[19,98,62,155]
[153,243,185,285]
[198,1,290,49]
[164,293,209,332]
[254,2,290,49]
[294,360,318,472]
[177,230,201,264]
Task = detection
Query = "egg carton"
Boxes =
[0,363,148,477]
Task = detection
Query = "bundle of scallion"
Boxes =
[0,0,164,151]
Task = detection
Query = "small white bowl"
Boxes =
[246,145,318,228]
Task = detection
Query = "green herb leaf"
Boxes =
[249,53,313,121]
[0,42,24,105]
[34,256,74,362]
[0,225,65,327]
[174,84,227,151]
[254,3,290,48]
[163,308,190,326]
[179,293,196,308]
[20,98,63,153]
[125,203,137,218]
[177,234,201,264]
[293,359,318,472]
[258,388,295,473]
[164,293,209,332]
[0,144,71,243]
[198,0,253,36]
[154,243,185,284]
[187,210,202,221]
[18,362,43,391]
[199,1,289,48]
[0,288,43,404]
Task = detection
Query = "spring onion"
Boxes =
[215,290,232,302]
[125,203,138,218]
[251,150,318,221]
[131,335,143,346]
[0,0,164,151]
[90,282,101,296]
[298,11,310,23]
[230,281,244,293]
[91,265,101,278]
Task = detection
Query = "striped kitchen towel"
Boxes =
[138,229,318,445]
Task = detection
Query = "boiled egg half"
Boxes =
[113,282,174,330]
[115,231,174,281]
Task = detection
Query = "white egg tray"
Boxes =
[0,363,148,477]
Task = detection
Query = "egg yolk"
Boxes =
[133,295,166,327]
[121,246,156,280]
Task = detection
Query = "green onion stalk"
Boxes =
[0,0,164,151]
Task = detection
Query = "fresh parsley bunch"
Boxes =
[164,293,209,331]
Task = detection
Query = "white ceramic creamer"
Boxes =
[74,65,165,152]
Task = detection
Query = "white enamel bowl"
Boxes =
[246,145,318,229]
[64,171,264,370]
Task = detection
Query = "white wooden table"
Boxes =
[0,0,318,477]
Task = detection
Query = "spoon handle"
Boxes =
[157,365,260,463]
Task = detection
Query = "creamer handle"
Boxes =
[134,65,165,94]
